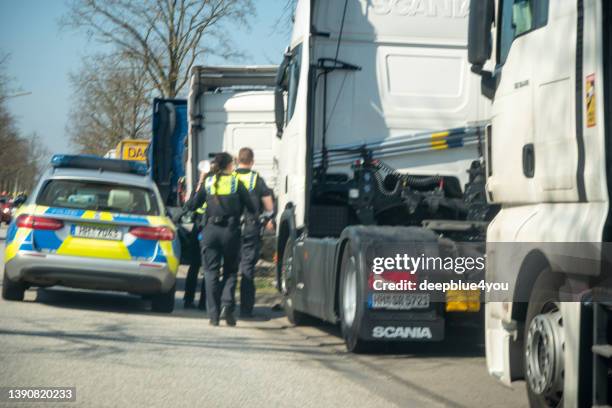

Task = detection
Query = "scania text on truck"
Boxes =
[274,0,498,352]
[468,0,612,406]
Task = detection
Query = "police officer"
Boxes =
[187,152,255,326]
[183,161,210,310]
[182,214,205,309]
[235,147,274,318]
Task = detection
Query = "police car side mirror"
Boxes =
[13,197,26,207]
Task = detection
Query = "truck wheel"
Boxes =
[281,238,308,325]
[151,284,176,313]
[524,270,565,408]
[339,242,372,353]
[2,273,25,301]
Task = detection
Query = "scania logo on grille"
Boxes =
[372,326,433,339]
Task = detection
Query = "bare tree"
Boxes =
[6,133,50,192]
[0,54,48,192]
[63,0,254,98]
[277,0,297,33]
[67,54,151,155]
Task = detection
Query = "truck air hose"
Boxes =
[372,160,442,193]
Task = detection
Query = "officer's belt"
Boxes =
[205,215,238,227]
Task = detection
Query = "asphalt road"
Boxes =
[0,227,528,408]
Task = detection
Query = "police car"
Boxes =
[2,155,180,313]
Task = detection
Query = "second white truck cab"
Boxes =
[186,66,279,198]
[275,0,488,228]
[274,0,496,352]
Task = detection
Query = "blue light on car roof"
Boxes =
[51,154,148,176]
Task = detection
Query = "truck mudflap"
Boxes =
[337,225,484,349]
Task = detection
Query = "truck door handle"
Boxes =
[522,143,535,178]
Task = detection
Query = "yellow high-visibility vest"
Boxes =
[204,174,239,195]
[235,171,258,192]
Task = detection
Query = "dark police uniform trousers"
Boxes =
[235,169,273,316]
[190,173,255,320]
[202,220,241,318]
[239,221,261,315]
[183,223,205,308]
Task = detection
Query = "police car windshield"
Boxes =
[37,179,160,216]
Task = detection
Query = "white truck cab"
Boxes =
[468,0,612,406]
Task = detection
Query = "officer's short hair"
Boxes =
[238,147,254,164]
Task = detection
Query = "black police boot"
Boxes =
[220,306,236,327]
[184,301,196,309]
[198,301,207,311]
[209,318,219,326]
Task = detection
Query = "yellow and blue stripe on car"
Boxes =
[4,205,179,273]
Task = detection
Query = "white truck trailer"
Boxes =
[468,0,612,406]
[186,66,279,198]
[274,0,497,352]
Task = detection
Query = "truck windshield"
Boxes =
[37,179,160,216]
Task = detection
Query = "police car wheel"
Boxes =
[151,284,176,313]
[524,270,564,408]
[2,272,25,301]
[339,242,372,353]
[281,238,308,325]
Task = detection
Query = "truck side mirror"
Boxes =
[275,85,285,138]
[468,0,494,70]
[275,52,291,139]
[468,0,495,99]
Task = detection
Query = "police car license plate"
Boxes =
[73,225,123,241]
[370,293,430,310]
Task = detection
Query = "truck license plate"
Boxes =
[73,225,123,241]
[369,293,430,310]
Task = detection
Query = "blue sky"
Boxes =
[0,0,290,154]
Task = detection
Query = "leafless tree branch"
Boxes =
[66,54,152,155]
[62,0,255,98]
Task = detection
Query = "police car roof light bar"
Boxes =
[51,154,148,176]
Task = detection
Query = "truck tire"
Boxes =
[524,269,565,408]
[281,238,308,325]
[339,242,372,353]
[2,273,25,301]
[151,284,176,313]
